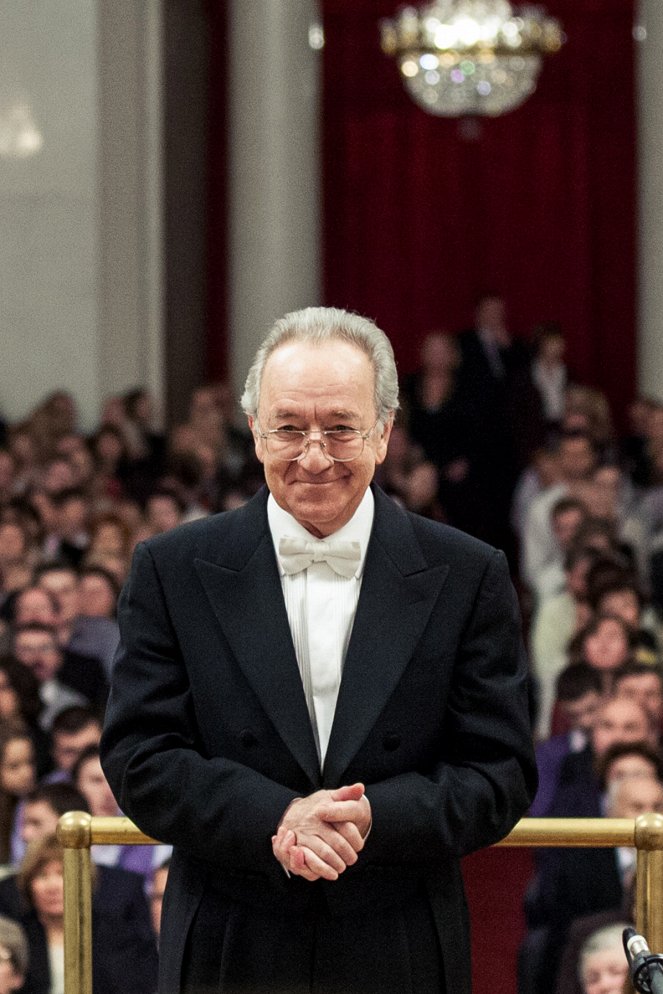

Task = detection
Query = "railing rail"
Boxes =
[56,812,663,994]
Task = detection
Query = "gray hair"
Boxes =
[240,306,399,428]
[0,915,28,975]
[579,923,630,982]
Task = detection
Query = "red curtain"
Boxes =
[321,0,637,423]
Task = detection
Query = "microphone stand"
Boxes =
[623,927,663,994]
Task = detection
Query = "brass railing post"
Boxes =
[635,812,663,955]
[57,811,93,994]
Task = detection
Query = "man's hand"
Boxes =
[272,783,372,882]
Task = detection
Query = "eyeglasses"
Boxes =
[256,421,379,462]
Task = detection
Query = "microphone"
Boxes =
[623,927,663,994]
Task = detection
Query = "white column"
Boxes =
[637,0,663,401]
[228,0,322,397]
[97,0,165,423]
[0,0,164,432]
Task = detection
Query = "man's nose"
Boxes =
[297,434,334,470]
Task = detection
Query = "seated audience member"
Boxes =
[67,568,120,679]
[144,488,185,536]
[12,625,90,729]
[0,781,157,968]
[72,746,170,880]
[614,663,663,732]
[595,740,663,792]
[589,573,660,655]
[17,834,157,994]
[47,707,102,783]
[33,562,115,680]
[43,489,90,569]
[0,658,49,776]
[523,432,598,593]
[531,546,601,738]
[0,521,33,607]
[0,724,36,866]
[512,447,562,542]
[533,497,587,602]
[530,664,603,816]
[526,777,663,994]
[149,858,169,941]
[550,696,655,818]
[5,587,59,650]
[577,923,631,994]
[84,514,132,582]
[77,567,118,621]
[0,915,28,994]
[568,614,636,694]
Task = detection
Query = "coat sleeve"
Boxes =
[100,542,300,869]
[362,548,537,862]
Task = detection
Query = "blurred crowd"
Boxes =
[0,294,662,994]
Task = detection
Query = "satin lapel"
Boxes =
[323,491,450,787]
[193,495,320,789]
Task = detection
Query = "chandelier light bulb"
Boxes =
[380,0,564,117]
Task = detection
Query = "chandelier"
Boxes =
[380,0,564,117]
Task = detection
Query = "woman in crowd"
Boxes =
[568,614,636,694]
[0,724,36,867]
[17,835,157,994]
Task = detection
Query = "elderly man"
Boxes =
[100,307,536,994]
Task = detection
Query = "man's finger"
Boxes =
[329,783,365,802]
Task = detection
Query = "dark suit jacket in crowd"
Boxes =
[2,866,157,994]
[100,484,537,994]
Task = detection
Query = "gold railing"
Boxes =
[57,812,663,994]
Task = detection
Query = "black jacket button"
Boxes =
[239,728,258,747]
[383,733,401,751]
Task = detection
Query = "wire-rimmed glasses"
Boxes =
[256,421,379,462]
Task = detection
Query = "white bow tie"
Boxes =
[278,535,361,578]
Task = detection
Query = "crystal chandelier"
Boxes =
[380,0,564,117]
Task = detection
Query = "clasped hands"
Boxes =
[272,782,371,882]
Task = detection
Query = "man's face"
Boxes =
[14,589,57,628]
[252,341,391,537]
[607,777,663,819]
[559,438,595,481]
[592,699,652,757]
[52,723,101,774]
[38,570,79,624]
[616,673,663,725]
[552,508,584,552]
[560,690,602,736]
[599,589,640,628]
[78,574,116,618]
[21,801,59,844]
[13,630,61,682]
[75,756,118,817]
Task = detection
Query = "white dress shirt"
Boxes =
[267,489,374,767]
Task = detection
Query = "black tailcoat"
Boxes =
[100,485,536,994]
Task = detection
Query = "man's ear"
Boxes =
[248,416,265,464]
[374,413,394,465]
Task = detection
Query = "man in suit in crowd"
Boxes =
[100,307,536,994]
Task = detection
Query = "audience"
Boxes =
[3,342,663,989]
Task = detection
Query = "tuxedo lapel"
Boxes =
[193,492,321,789]
[323,489,450,786]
